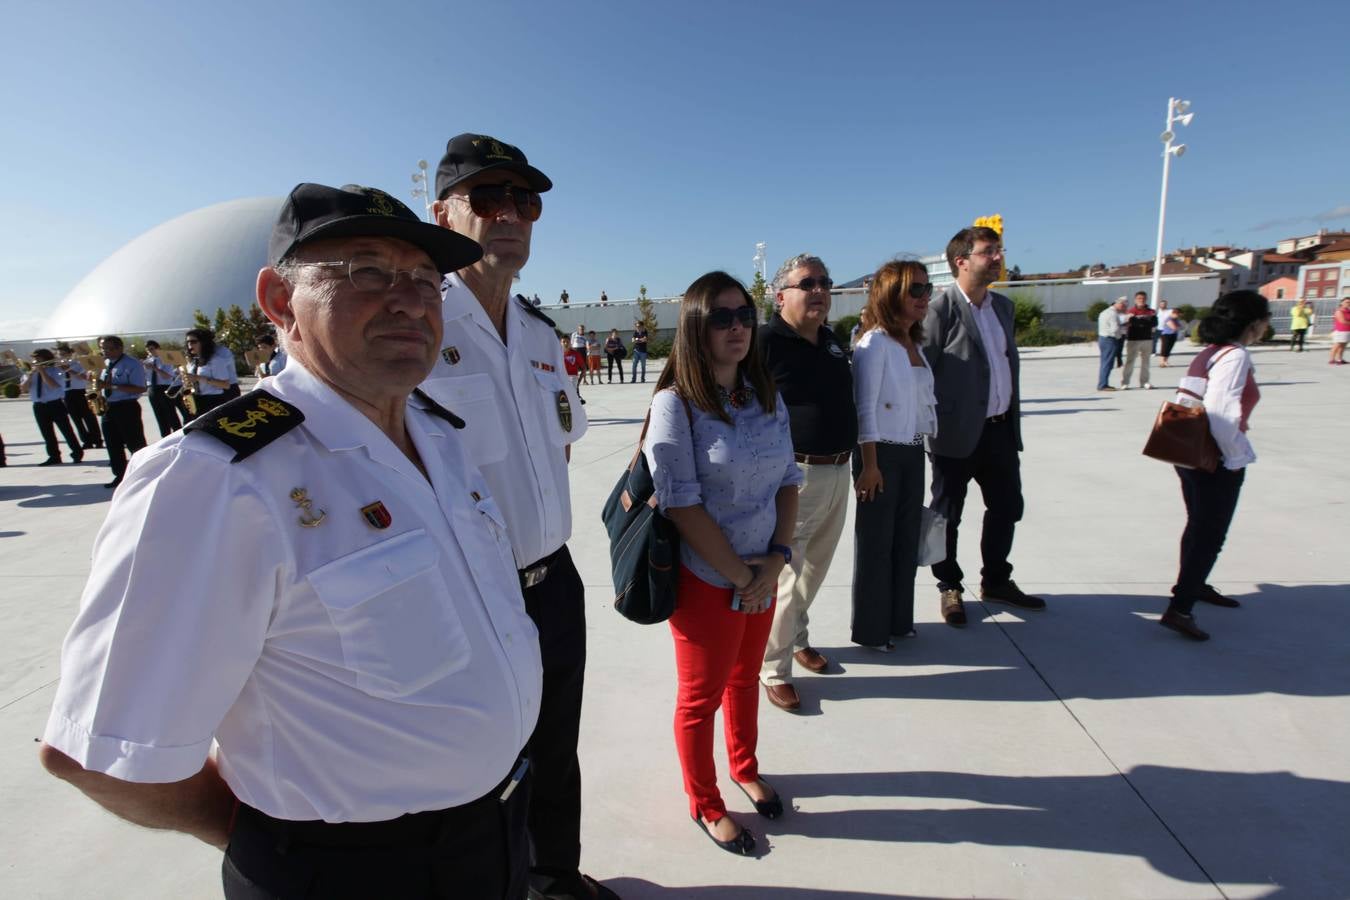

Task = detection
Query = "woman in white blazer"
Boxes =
[851,259,937,650]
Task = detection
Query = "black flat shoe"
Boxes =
[691,814,755,855]
[39,458,62,466]
[735,779,783,819]
[1199,586,1240,608]
[1160,609,1210,641]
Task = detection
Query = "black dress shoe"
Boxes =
[529,872,620,900]
[1160,609,1210,641]
[980,580,1046,610]
[104,478,122,489]
[72,453,84,463]
[734,778,783,819]
[691,813,755,855]
[39,457,62,466]
[1199,586,1240,608]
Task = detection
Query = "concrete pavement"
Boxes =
[1,341,1346,899]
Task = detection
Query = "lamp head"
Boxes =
[1175,113,1194,127]
[1160,129,1175,143]
[1173,99,1191,115]
[1170,144,1187,158]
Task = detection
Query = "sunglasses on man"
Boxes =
[707,305,757,330]
[783,276,833,293]
[446,183,543,222]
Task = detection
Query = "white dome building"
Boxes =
[40,197,280,339]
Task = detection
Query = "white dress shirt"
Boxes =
[23,366,65,403]
[143,356,177,388]
[43,361,542,822]
[420,274,588,567]
[852,328,937,444]
[191,347,236,396]
[63,358,90,391]
[957,283,1012,417]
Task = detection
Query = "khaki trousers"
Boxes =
[1122,339,1151,386]
[760,461,851,686]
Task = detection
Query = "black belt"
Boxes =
[795,450,851,465]
[986,413,1010,423]
[519,547,564,590]
[235,754,528,851]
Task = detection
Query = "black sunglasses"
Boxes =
[707,305,757,330]
[783,276,834,292]
[454,183,543,222]
[908,282,934,299]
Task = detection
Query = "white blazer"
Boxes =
[853,327,936,444]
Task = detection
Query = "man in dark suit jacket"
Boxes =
[921,226,1045,627]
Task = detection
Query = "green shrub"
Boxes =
[1176,304,1198,321]
[833,314,861,345]
[1015,323,1082,347]
[2,380,19,399]
[1011,297,1044,332]
[646,339,673,360]
[1085,301,1109,323]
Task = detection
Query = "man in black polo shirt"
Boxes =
[758,253,857,712]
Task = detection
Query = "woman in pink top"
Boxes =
[1161,291,1269,642]
[1329,297,1350,365]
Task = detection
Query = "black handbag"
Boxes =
[601,397,690,624]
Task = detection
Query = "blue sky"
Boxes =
[3,0,1347,337]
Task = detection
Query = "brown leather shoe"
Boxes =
[940,589,966,627]
[1160,608,1210,641]
[793,647,829,673]
[764,683,801,712]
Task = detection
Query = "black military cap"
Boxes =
[269,182,483,273]
[434,133,553,199]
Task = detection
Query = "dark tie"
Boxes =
[151,361,159,387]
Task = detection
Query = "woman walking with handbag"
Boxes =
[851,260,937,651]
[643,271,801,856]
[1161,290,1269,641]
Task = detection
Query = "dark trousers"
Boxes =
[1097,337,1120,388]
[1170,465,1245,614]
[521,546,586,884]
[101,400,147,480]
[929,418,1024,591]
[63,389,100,446]
[147,385,182,437]
[195,391,227,415]
[1290,328,1307,351]
[34,399,81,461]
[606,353,625,383]
[851,442,924,644]
[1160,333,1178,359]
[222,768,531,899]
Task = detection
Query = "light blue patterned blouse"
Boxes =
[643,387,803,588]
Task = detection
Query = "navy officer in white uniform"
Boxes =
[39,182,543,899]
[420,134,611,900]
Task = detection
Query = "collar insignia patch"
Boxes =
[360,500,392,530]
[442,346,461,365]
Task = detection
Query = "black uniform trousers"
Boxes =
[520,545,587,886]
[1170,465,1246,614]
[33,399,82,461]
[929,417,1024,591]
[101,399,147,481]
[222,766,531,899]
[851,442,924,645]
[147,385,182,436]
[63,388,101,447]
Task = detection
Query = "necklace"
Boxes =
[717,383,755,409]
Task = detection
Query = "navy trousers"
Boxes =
[1170,465,1245,613]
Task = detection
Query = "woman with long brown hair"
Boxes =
[850,259,937,650]
[643,271,802,855]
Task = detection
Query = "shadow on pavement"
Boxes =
[752,767,1349,895]
[4,483,110,508]
[601,880,936,899]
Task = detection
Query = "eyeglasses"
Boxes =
[446,183,543,222]
[907,282,934,299]
[966,246,1004,259]
[783,276,834,293]
[707,305,757,330]
[299,255,443,302]
[185,339,199,345]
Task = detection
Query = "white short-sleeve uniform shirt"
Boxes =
[43,361,542,823]
[419,274,588,567]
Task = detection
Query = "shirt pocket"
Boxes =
[473,493,520,579]
[531,368,575,446]
[422,373,508,468]
[306,529,471,699]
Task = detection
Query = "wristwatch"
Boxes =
[768,543,792,564]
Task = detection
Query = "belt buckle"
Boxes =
[519,564,547,589]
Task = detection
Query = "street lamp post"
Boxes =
[410,159,433,223]
[753,242,767,282]
[1150,98,1194,310]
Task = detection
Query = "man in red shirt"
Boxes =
[561,337,585,403]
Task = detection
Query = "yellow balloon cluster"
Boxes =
[973,214,1008,282]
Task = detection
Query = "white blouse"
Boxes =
[853,327,937,444]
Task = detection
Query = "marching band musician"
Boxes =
[254,332,288,377]
[142,340,183,437]
[22,349,84,466]
[96,335,148,490]
[55,343,102,449]
[182,328,239,414]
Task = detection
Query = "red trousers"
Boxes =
[669,565,774,821]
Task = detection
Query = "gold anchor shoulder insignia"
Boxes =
[290,488,326,528]
[184,389,305,463]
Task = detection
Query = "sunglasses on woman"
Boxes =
[707,305,757,330]
[447,183,543,222]
[908,282,934,299]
